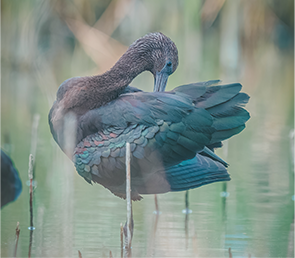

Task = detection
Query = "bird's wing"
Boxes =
[173,81,250,146]
[77,90,214,153]
[49,81,249,198]
[158,154,230,192]
[74,91,218,198]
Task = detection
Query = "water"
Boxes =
[1,0,294,257]
[1,134,293,257]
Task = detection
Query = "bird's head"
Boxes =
[129,32,179,92]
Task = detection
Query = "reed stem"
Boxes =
[13,222,20,258]
[125,142,132,249]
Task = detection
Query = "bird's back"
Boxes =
[73,80,250,200]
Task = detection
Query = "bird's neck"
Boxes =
[79,49,150,109]
[96,49,149,92]
[59,48,152,113]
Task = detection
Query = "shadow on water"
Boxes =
[146,208,160,257]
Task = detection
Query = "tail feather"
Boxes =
[170,175,230,191]
[173,81,250,147]
[180,81,250,147]
[172,80,221,100]
[212,109,250,130]
[200,146,228,167]
[207,92,250,117]
[164,154,230,192]
[194,83,242,109]
[210,125,246,144]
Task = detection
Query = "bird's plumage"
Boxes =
[71,81,249,200]
[48,33,250,200]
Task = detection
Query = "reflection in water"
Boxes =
[154,194,160,214]
[120,223,123,258]
[225,232,250,257]
[146,210,160,257]
[122,210,133,258]
[287,218,294,257]
[184,211,189,250]
[1,79,293,254]
[122,244,132,258]
[183,191,191,250]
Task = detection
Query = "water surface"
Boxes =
[1,0,294,257]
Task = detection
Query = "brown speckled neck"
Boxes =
[56,32,178,112]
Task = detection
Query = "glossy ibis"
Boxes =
[1,150,22,208]
[49,33,250,200]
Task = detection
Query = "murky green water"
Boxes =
[1,0,294,257]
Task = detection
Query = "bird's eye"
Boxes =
[166,61,172,67]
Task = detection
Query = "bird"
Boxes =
[1,150,22,208]
[49,32,250,201]
[49,32,178,154]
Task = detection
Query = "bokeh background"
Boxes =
[1,0,294,257]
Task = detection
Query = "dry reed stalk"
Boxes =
[125,142,132,249]
[28,154,34,258]
[289,130,294,168]
[28,154,34,230]
[120,223,123,258]
[30,114,40,160]
[229,247,232,258]
[13,222,20,258]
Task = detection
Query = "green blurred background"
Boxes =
[1,0,294,257]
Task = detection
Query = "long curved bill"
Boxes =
[154,71,169,92]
